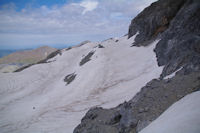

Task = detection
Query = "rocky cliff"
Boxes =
[73,0,200,132]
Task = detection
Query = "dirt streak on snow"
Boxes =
[0,35,163,133]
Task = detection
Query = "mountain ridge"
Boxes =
[0,46,57,64]
[0,46,57,73]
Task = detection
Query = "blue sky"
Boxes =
[0,0,81,10]
[0,0,156,49]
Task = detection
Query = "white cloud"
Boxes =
[0,0,157,49]
[80,0,98,14]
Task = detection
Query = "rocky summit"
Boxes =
[73,0,200,133]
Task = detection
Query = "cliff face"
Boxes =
[155,0,200,77]
[128,0,186,45]
[73,0,200,133]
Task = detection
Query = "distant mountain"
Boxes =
[0,46,57,64]
[0,46,57,72]
[0,49,18,58]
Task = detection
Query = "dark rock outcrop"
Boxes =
[80,51,95,66]
[128,0,186,46]
[155,0,200,77]
[74,0,200,132]
[38,50,62,63]
[14,64,34,72]
[98,44,105,48]
[64,73,76,85]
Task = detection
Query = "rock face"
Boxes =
[155,0,200,77]
[73,0,200,132]
[128,0,186,46]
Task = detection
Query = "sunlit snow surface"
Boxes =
[140,91,200,133]
[0,35,163,133]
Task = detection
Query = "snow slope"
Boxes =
[0,35,163,133]
[140,91,200,133]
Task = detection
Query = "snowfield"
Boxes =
[140,91,200,133]
[0,35,163,133]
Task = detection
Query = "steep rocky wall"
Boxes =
[155,0,200,77]
[73,0,200,132]
[128,0,185,46]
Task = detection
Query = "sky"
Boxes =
[0,0,156,50]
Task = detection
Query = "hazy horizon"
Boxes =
[0,44,72,50]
